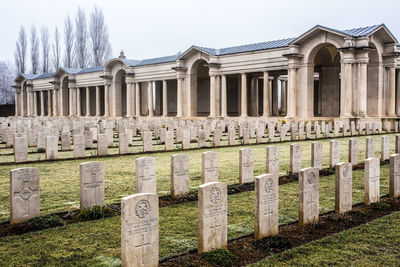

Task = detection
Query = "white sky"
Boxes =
[1,0,400,65]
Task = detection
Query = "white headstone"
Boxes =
[80,162,104,209]
[202,151,218,184]
[136,157,157,194]
[171,154,190,197]
[239,148,254,184]
[364,158,380,205]
[299,167,319,225]
[335,162,352,213]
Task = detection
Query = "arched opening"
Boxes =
[113,69,127,116]
[190,59,210,116]
[367,43,380,117]
[61,77,69,116]
[313,44,341,117]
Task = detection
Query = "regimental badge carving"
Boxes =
[307,171,315,184]
[20,187,32,200]
[265,178,273,193]
[135,199,151,218]
[210,187,222,204]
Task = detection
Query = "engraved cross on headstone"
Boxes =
[135,233,150,265]
[209,217,222,249]
[264,203,273,227]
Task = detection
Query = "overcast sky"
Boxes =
[1,0,399,65]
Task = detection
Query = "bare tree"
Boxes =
[41,26,50,73]
[63,15,74,68]
[74,7,89,68]
[52,27,61,70]
[0,61,15,104]
[89,6,112,67]
[14,26,27,74]
[30,25,40,74]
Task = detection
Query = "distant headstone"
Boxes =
[182,130,190,150]
[136,157,157,193]
[45,135,58,160]
[228,128,236,145]
[256,127,263,144]
[390,154,400,198]
[84,130,93,149]
[10,167,40,224]
[396,134,400,154]
[73,134,86,158]
[119,132,129,155]
[255,173,278,239]
[142,131,153,152]
[311,142,322,170]
[266,146,279,177]
[171,154,190,197]
[213,129,222,147]
[14,135,28,163]
[381,136,389,161]
[202,151,218,183]
[121,193,159,267]
[80,161,104,209]
[348,138,358,166]
[364,158,380,205]
[290,144,302,174]
[365,137,374,159]
[299,167,319,225]
[335,162,352,213]
[165,131,174,151]
[239,148,254,184]
[329,140,340,168]
[198,182,227,253]
[97,134,108,156]
[61,131,71,151]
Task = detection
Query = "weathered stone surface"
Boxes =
[121,193,159,267]
[198,129,207,148]
[266,146,279,177]
[364,158,380,205]
[228,128,235,145]
[202,151,218,183]
[136,157,156,193]
[10,167,40,224]
[61,131,71,151]
[119,133,129,155]
[198,182,227,253]
[255,173,278,239]
[80,161,104,209]
[396,135,400,154]
[73,134,86,158]
[239,148,254,184]
[14,135,28,163]
[256,127,263,144]
[290,144,302,174]
[243,128,250,145]
[165,131,174,151]
[299,167,319,225]
[348,138,358,166]
[381,136,389,161]
[365,137,374,159]
[171,154,190,197]
[213,129,222,147]
[45,135,58,160]
[390,154,400,198]
[97,134,108,156]
[329,140,340,168]
[311,142,322,170]
[84,130,93,149]
[335,162,352,213]
[182,130,190,150]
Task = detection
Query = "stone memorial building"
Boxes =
[13,24,400,121]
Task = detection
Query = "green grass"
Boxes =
[0,134,395,222]
[251,211,400,266]
[0,164,392,265]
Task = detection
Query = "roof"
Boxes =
[18,24,399,81]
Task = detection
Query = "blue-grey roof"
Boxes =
[341,24,383,37]
[78,66,104,74]
[122,54,180,67]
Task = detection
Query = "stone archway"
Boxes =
[312,44,341,117]
[113,69,127,116]
[61,77,69,116]
[190,59,210,116]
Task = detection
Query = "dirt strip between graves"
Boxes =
[0,132,392,165]
[0,161,386,238]
[160,196,400,267]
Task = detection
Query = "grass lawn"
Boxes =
[0,163,391,265]
[251,211,400,266]
[0,133,396,222]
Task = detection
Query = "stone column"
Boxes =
[209,75,216,117]
[96,86,100,116]
[162,80,168,116]
[272,77,278,115]
[86,87,90,116]
[104,84,109,116]
[69,88,73,116]
[287,67,297,118]
[77,88,81,116]
[135,83,140,117]
[47,90,51,116]
[263,71,270,116]
[388,66,396,117]
[19,90,23,116]
[397,70,400,116]
[126,83,132,117]
[40,91,44,116]
[14,92,19,116]
[341,62,353,117]
[52,90,57,116]
[221,75,227,117]
[177,78,183,117]
[148,81,153,117]
[359,62,368,116]
[241,73,247,117]
[33,92,37,116]
[281,79,287,115]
